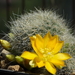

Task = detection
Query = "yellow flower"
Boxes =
[21,32,71,74]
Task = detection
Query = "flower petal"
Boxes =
[50,58,65,66]
[47,35,59,50]
[36,60,45,68]
[30,36,43,57]
[34,57,45,68]
[51,41,64,54]
[35,34,44,49]
[53,53,71,60]
[43,32,52,47]
[45,62,56,74]
[30,36,37,52]
[21,51,37,60]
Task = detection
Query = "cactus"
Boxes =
[2,9,75,75]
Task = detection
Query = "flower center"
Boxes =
[40,48,53,61]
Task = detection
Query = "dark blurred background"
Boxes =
[0,0,75,38]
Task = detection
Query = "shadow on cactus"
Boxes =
[0,9,75,75]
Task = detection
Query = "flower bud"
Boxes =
[15,56,24,64]
[0,39,11,50]
[8,33,15,40]
[15,56,31,69]
[6,54,15,61]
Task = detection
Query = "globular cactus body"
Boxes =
[4,9,75,75]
